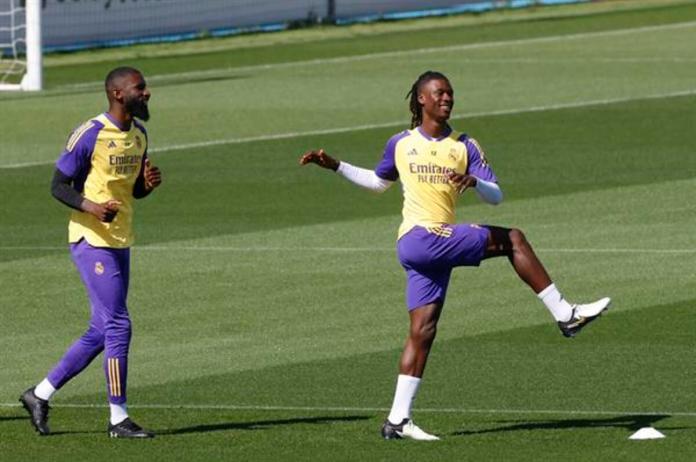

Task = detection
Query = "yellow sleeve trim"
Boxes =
[65,121,95,152]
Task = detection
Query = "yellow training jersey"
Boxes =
[55,113,148,248]
[374,126,497,239]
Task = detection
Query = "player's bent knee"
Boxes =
[508,228,528,248]
[408,302,441,344]
[81,327,105,346]
[104,317,132,337]
[485,226,513,254]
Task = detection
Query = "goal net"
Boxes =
[0,0,41,91]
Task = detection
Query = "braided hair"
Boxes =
[406,70,450,129]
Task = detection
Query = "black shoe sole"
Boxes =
[559,312,605,338]
[108,427,155,438]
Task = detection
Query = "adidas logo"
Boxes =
[407,148,418,156]
[107,140,117,149]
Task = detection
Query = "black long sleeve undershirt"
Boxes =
[50,168,84,211]
[51,166,151,211]
[132,170,152,199]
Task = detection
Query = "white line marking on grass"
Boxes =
[1,402,695,417]
[147,88,696,154]
[456,57,696,64]
[0,160,57,169]
[149,246,695,254]
[537,248,696,255]
[57,20,696,90]
[2,21,696,170]
[2,88,695,169]
[1,246,694,254]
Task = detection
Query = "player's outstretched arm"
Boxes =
[299,149,339,171]
[300,149,393,193]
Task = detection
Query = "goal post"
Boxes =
[0,0,42,91]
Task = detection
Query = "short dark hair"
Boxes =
[406,71,450,128]
[105,66,142,90]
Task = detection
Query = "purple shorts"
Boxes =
[397,224,490,311]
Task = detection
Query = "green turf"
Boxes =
[30,0,696,89]
[1,2,696,461]
[3,8,696,166]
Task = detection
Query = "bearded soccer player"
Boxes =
[19,67,161,438]
[300,71,611,441]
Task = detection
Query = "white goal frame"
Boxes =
[0,0,41,91]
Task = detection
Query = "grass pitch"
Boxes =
[1,2,696,460]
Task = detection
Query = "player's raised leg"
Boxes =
[484,226,611,337]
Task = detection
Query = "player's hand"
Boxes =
[299,149,339,171]
[144,158,162,190]
[447,172,477,195]
[83,199,122,222]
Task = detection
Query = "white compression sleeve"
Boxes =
[474,177,503,205]
[337,161,393,193]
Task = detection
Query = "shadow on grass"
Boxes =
[0,415,29,422]
[49,430,104,436]
[452,414,672,436]
[12,415,370,437]
[163,415,370,435]
[7,416,103,436]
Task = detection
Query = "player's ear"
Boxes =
[111,88,124,103]
[417,92,426,105]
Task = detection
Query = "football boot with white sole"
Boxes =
[381,418,439,441]
[558,297,611,338]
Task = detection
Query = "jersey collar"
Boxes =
[103,112,132,132]
[416,125,452,141]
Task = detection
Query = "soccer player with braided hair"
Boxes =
[300,71,610,441]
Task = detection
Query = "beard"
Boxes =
[125,96,150,121]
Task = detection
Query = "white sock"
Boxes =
[109,403,129,425]
[34,378,56,401]
[538,283,573,322]
[387,374,421,424]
